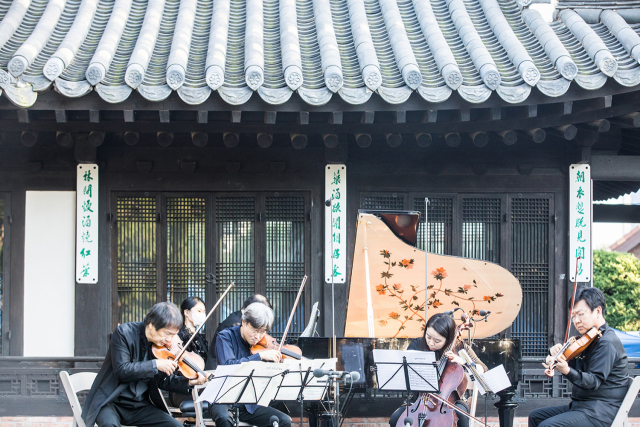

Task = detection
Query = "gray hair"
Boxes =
[242,302,274,331]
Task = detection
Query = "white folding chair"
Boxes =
[191,383,254,427]
[60,370,139,427]
[611,376,640,427]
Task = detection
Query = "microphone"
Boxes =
[404,417,414,427]
[270,416,280,427]
[349,371,361,382]
[325,198,332,207]
[444,307,464,316]
[313,368,360,381]
[478,310,491,321]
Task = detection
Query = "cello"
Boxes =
[395,314,486,427]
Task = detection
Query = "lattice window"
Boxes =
[216,197,255,324]
[0,198,4,354]
[266,197,306,339]
[117,197,157,324]
[462,198,501,263]
[414,198,453,255]
[166,198,206,305]
[510,198,550,357]
[362,195,405,210]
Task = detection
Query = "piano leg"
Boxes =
[494,388,518,427]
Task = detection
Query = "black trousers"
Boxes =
[210,404,292,427]
[529,405,600,427]
[389,400,470,427]
[96,401,182,427]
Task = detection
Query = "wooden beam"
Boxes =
[470,131,488,147]
[157,131,173,146]
[17,109,30,123]
[490,107,501,121]
[460,109,470,122]
[20,131,37,147]
[56,131,73,147]
[159,110,170,123]
[355,133,372,148]
[385,133,402,147]
[564,101,573,115]
[330,111,343,124]
[394,111,406,124]
[580,119,610,133]
[264,111,277,124]
[609,112,640,128]
[89,131,105,147]
[362,111,375,124]
[191,131,208,147]
[592,155,640,180]
[90,110,100,123]
[445,132,460,147]
[257,133,273,148]
[548,124,577,140]
[197,111,208,124]
[495,130,517,145]
[521,128,546,143]
[291,133,307,149]
[323,134,338,148]
[415,133,432,147]
[593,204,640,223]
[422,110,437,123]
[223,132,239,147]
[231,111,242,123]
[55,110,67,123]
[528,105,537,118]
[124,131,139,146]
[298,111,309,125]
[124,110,135,122]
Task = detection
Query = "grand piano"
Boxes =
[297,210,523,427]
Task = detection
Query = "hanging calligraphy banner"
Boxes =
[325,164,346,283]
[569,164,591,282]
[76,164,98,283]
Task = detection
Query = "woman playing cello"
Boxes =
[389,313,487,427]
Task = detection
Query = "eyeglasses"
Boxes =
[246,325,268,337]
[571,310,592,320]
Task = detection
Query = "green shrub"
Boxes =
[593,250,640,331]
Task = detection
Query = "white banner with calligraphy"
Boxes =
[76,164,98,283]
[325,164,346,283]
[569,164,591,282]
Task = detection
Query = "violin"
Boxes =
[152,283,234,381]
[250,333,305,360]
[544,326,601,377]
[395,315,481,427]
[152,339,212,381]
[544,257,601,378]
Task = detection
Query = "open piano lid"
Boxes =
[345,210,523,339]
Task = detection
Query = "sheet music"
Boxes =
[197,362,290,406]
[481,364,511,394]
[274,358,337,401]
[373,349,438,392]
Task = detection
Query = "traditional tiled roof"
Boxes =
[1,0,640,108]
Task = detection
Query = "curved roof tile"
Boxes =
[2,0,640,107]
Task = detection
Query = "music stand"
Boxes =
[197,362,291,427]
[373,349,440,427]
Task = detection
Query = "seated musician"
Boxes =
[82,302,207,427]
[169,296,209,406]
[206,294,271,370]
[209,302,292,427]
[529,287,630,427]
[389,313,487,427]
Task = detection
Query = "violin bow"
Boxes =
[278,275,308,352]
[175,282,234,362]
[564,256,581,344]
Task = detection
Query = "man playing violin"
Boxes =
[209,302,292,427]
[529,287,630,427]
[82,302,207,427]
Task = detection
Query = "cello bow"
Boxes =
[175,282,234,362]
[278,275,308,352]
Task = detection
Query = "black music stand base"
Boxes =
[494,387,518,427]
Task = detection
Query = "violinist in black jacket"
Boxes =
[82,302,206,427]
[529,287,630,427]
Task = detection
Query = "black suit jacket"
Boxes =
[81,322,190,427]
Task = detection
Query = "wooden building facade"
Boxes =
[0,0,639,416]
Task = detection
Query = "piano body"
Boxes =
[297,210,524,425]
